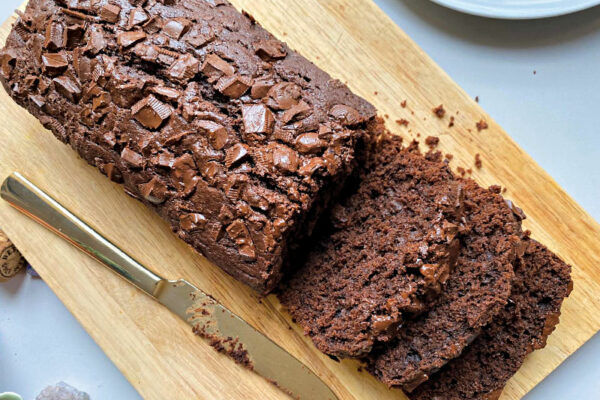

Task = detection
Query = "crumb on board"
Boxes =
[416,132,421,137]
[456,166,467,177]
[374,91,378,95]
[357,366,363,372]
[476,119,489,132]
[449,116,455,128]
[475,96,479,103]
[395,118,409,127]
[433,104,446,118]
[502,187,507,193]
[425,136,440,148]
[467,168,473,174]
[445,153,454,161]
[384,114,389,119]
[475,153,482,169]
[401,100,407,108]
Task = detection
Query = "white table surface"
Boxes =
[1,0,599,399]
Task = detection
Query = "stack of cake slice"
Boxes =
[280,135,572,399]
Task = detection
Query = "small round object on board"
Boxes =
[429,0,600,19]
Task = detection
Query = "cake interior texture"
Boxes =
[0,0,378,293]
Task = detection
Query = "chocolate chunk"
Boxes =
[242,104,274,135]
[197,120,228,150]
[372,315,400,337]
[85,25,107,55]
[132,43,159,62]
[271,143,299,173]
[41,53,68,76]
[200,54,235,83]
[250,78,274,99]
[168,54,199,82]
[267,82,301,110]
[64,25,85,49]
[103,163,122,182]
[505,199,526,221]
[121,147,144,167]
[53,75,81,102]
[329,104,361,126]
[92,91,111,111]
[162,18,192,40]
[150,85,181,102]
[185,30,215,48]
[298,157,326,176]
[100,4,121,23]
[295,131,323,154]
[29,94,46,109]
[44,21,64,50]
[226,219,256,260]
[127,7,148,29]
[138,176,168,204]
[225,143,249,168]
[172,154,198,196]
[180,213,207,231]
[117,30,146,48]
[281,101,311,124]
[253,40,286,60]
[132,95,172,129]
[215,75,251,98]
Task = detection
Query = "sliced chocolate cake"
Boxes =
[410,239,573,400]
[279,136,464,357]
[367,179,523,391]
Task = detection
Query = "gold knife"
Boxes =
[1,172,338,400]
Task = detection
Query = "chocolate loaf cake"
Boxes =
[367,179,523,391]
[410,239,573,400]
[0,0,378,293]
[280,137,464,357]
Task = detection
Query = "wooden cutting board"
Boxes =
[1,1,599,399]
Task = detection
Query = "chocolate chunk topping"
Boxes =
[139,176,168,205]
[41,53,68,76]
[100,4,121,23]
[117,30,146,48]
[225,143,250,168]
[131,95,172,129]
[150,85,181,101]
[281,101,311,124]
[253,40,287,60]
[200,54,234,83]
[271,143,299,173]
[295,131,323,154]
[250,78,274,99]
[242,104,274,135]
[52,75,81,102]
[197,120,229,150]
[44,21,64,50]
[215,75,251,98]
[172,154,198,196]
[180,213,207,231]
[329,104,361,126]
[64,25,85,49]
[121,147,144,168]
[267,82,301,110]
[226,219,256,260]
[162,18,192,40]
[128,7,148,29]
[168,54,199,82]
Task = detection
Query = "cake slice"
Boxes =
[367,179,523,390]
[0,0,378,293]
[279,137,464,357]
[410,239,573,400]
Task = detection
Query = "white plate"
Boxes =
[430,0,600,19]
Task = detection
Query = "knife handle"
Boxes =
[0,172,164,297]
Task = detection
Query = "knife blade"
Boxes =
[0,172,338,400]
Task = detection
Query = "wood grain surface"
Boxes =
[1,1,599,399]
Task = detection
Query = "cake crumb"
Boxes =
[357,366,363,372]
[433,104,446,118]
[401,100,407,108]
[457,166,466,177]
[374,91,378,95]
[384,114,389,119]
[467,168,473,174]
[476,119,489,132]
[395,118,409,127]
[445,153,454,161]
[475,96,479,103]
[448,116,455,128]
[475,153,482,169]
[502,187,507,193]
[416,133,421,137]
[425,136,439,149]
